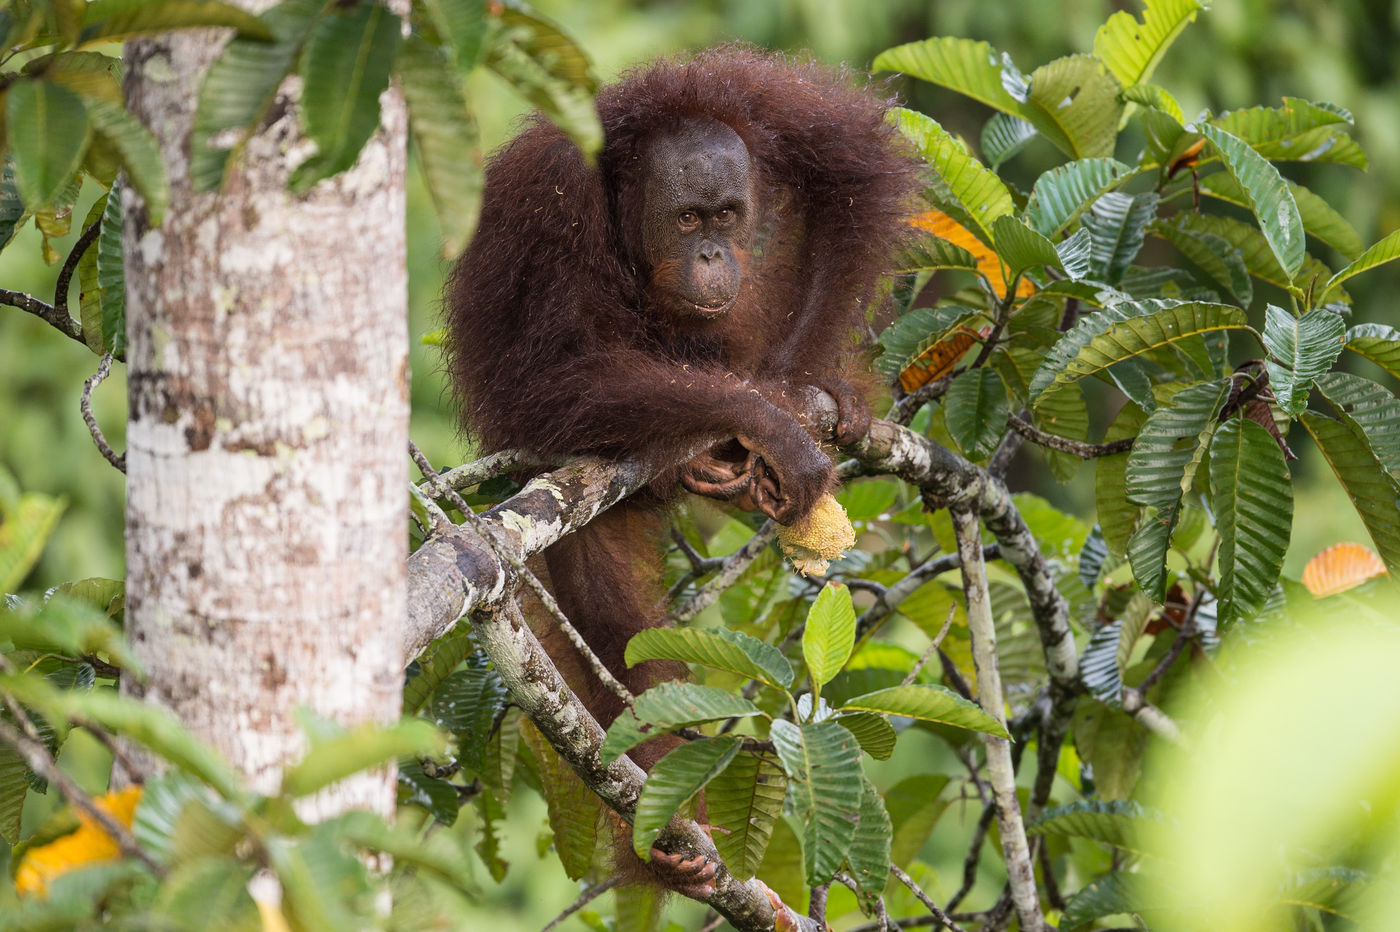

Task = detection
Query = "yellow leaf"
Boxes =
[909,209,1037,300]
[14,786,142,897]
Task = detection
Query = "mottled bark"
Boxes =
[122,7,408,817]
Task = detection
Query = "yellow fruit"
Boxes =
[777,493,855,577]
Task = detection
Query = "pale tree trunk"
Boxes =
[121,13,408,818]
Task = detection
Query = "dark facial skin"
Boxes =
[640,121,755,319]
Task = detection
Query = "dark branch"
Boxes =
[1006,413,1134,458]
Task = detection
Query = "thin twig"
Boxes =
[540,876,620,932]
[855,545,998,640]
[81,353,125,472]
[416,449,539,501]
[1,288,86,347]
[889,864,968,932]
[671,519,778,622]
[409,441,634,705]
[55,220,102,322]
[937,649,974,701]
[902,603,956,686]
[0,709,163,877]
[1006,413,1134,459]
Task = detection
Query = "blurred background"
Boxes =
[3,2,1399,926]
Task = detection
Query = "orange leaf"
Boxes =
[896,326,984,393]
[15,786,142,897]
[1301,542,1387,598]
[908,209,1036,300]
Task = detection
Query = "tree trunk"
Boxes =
[121,16,408,818]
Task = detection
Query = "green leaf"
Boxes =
[803,582,856,689]
[834,712,897,761]
[599,682,762,765]
[1026,158,1131,237]
[633,736,741,858]
[980,112,1037,169]
[1081,191,1158,283]
[1315,371,1400,476]
[430,665,508,777]
[6,79,91,210]
[1282,867,1373,919]
[1153,212,1340,298]
[1150,215,1253,305]
[80,0,272,44]
[0,486,65,592]
[1322,228,1400,302]
[1211,97,1366,169]
[626,626,794,689]
[0,592,134,670]
[1127,504,1179,601]
[1123,81,1186,122]
[403,624,477,714]
[0,162,27,250]
[519,721,598,880]
[0,734,26,843]
[1301,413,1400,574]
[484,11,601,161]
[873,37,1023,115]
[1029,301,1250,401]
[1027,799,1161,854]
[1126,378,1231,509]
[845,778,891,905]
[1345,323,1400,380]
[944,368,1010,461]
[1079,525,1110,588]
[1199,172,1364,260]
[1199,124,1304,281]
[96,184,125,358]
[990,213,1063,279]
[1016,55,1123,160]
[837,479,900,522]
[1079,618,1124,706]
[190,0,324,192]
[153,857,259,929]
[334,808,477,891]
[417,0,489,69]
[769,719,863,886]
[885,775,951,865]
[1062,872,1150,929]
[1262,305,1346,417]
[397,758,460,825]
[896,233,980,275]
[282,718,445,798]
[133,772,234,863]
[397,34,482,258]
[892,108,1015,244]
[707,751,786,880]
[1034,379,1091,483]
[875,304,984,382]
[838,684,1010,739]
[86,101,168,227]
[1094,0,1208,89]
[291,2,402,192]
[76,193,107,354]
[1210,417,1293,625]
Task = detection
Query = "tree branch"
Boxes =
[1,288,86,347]
[1005,413,1134,458]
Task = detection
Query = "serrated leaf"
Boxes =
[1126,378,1231,510]
[633,736,741,858]
[803,582,856,689]
[1199,124,1304,281]
[1315,372,1400,476]
[599,682,762,765]
[834,712,896,760]
[96,179,125,358]
[520,721,598,880]
[1345,322,1400,380]
[1026,157,1131,237]
[893,108,1015,245]
[944,368,1009,461]
[707,751,786,880]
[1321,228,1400,303]
[838,684,1010,738]
[1302,413,1400,573]
[1151,216,1253,305]
[625,626,794,689]
[1212,97,1366,168]
[845,779,891,905]
[86,101,167,226]
[79,0,271,45]
[1262,305,1346,416]
[7,80,91,210]
[1199,172,1364,260]
[290,2,401,191]
[1017,55,1123,160]
[1030,301,1249,401]
[980,112,1037,168]
[191,0,322,189]
[1094,0,1207,89]
[1027,799,1161,854]
[1210,417,1293,625]
[769,719,863,886]
[874,37,1022,115]
[1081,190,1158,283]
[397,34,482,258]
[430,666,508,777]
